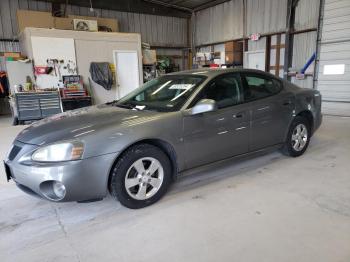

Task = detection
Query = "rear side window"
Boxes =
[242,74,282,102]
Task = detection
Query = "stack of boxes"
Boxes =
[225,41,243,65]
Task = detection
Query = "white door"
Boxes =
[246,51,266,71]
[114,50,140,99]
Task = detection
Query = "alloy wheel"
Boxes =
[291,123,308,152]
[124,157,164,200]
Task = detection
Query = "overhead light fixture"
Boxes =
[89,0,94,12]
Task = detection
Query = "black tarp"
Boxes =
[89,62,113,90]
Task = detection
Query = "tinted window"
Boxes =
[116,75,206,112]
[243,74,282,102]
[192,74,242,109]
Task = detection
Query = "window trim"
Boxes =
[240,72,284,103]
[186,72,244,110]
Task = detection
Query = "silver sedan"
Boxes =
[4,69,322,209]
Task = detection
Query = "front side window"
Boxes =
[116,75,206,112]
[243,74,282,102]
[191,74,242,109]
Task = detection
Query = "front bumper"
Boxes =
[4,141,118,202]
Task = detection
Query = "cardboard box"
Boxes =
[54,17,73,30]
[17,10,54,33]
[225,41,234,52]
[16,10,119,33]
[142,49,157,65]
[73,19,98,31]
[68,15,119,32]
[225,41,243,52]
[225,52,233,63]
[4,52,22,58]
[225,51,243,64]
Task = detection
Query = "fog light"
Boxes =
[53,181,66,200]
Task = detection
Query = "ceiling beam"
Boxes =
[194,0,232,11]
[44,0,191,18]
[142,0,192,12]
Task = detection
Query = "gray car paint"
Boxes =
[4,69,322,202]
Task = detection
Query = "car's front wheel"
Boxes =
[282,116,311,157]
[109,144,172,209]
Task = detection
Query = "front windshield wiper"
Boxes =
[114,103,143,111]
[105,100,118,105]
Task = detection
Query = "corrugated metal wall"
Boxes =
[247,37,266,51]
[194,0,243,46]
[294,0,320,30]
[290,0,320,89]
[317,0,350,103]
[194,0,289,46]
[246,0,287,35]
[292,31,317,88]
[194,0,319,46]
[0,0,188,47]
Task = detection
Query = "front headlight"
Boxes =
[31,141,84,162]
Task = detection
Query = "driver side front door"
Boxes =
[182,73,251,169]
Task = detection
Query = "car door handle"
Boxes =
[257,106,270,111]
[233,112,244,118]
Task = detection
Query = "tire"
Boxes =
[109,144,172,209]
[282,116,311,157]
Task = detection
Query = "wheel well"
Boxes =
[107,139,178,191]
[297,110,314,133]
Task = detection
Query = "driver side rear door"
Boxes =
[241,73,295,151]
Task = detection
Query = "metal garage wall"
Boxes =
[248,38,266,52]
[95,11,187,47]
[0,0,187,47]
[292,31,317,88]
[246,0,287,35]
[294,0,320,30]
[194,0,243,46]
[194,0,296,46]
[317,0,350,103]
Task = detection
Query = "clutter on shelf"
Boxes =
[1,48,93,125]
[17,10,119,33]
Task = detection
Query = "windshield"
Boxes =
[115,75,206,112]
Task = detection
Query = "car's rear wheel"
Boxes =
[109,144,172,209]
[282,116,311,157]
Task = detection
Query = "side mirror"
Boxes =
[189,99,217,115]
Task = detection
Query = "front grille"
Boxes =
[8,145,22,161]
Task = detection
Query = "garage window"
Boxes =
[323,64,345,75]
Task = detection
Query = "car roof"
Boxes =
[167,68,276,78]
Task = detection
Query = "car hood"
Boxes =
[16,104,161,145]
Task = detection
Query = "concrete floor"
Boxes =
[0,115,349,262]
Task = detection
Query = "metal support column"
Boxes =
[283,0,300,80]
